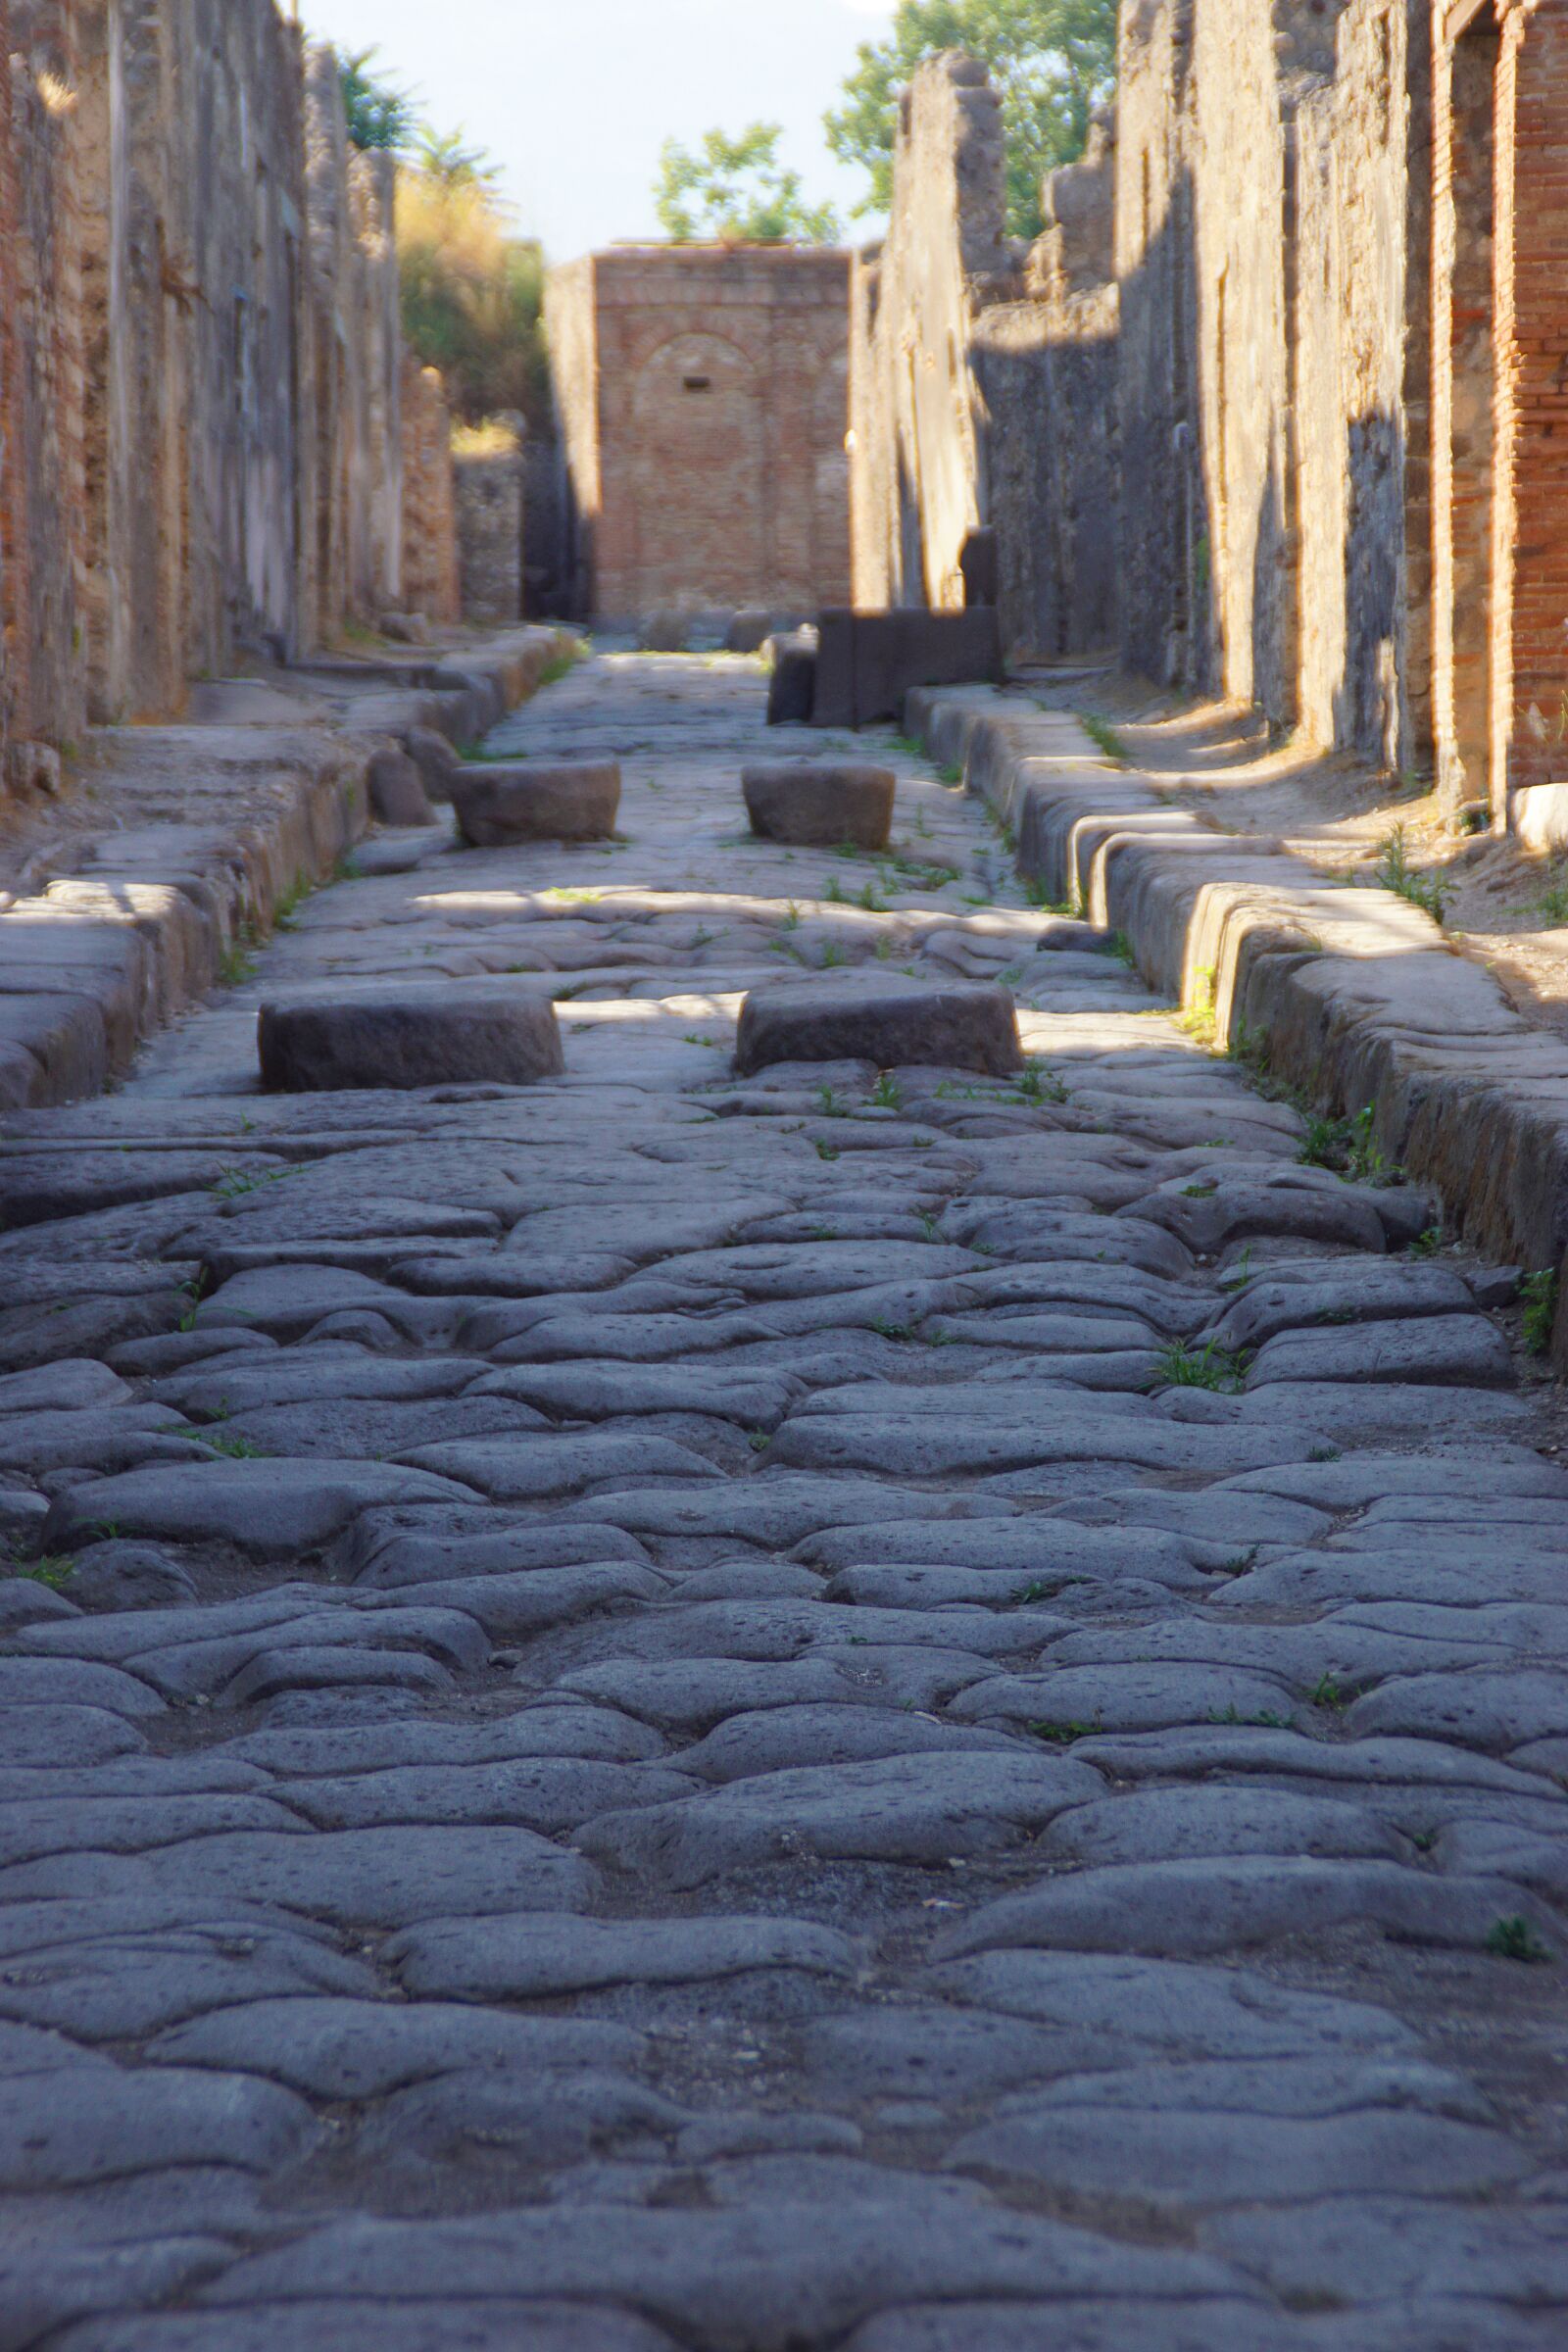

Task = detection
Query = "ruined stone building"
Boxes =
[0,0,461,778]
[851,3,1568,838]
[850,54,1119,665]
[545,246,853,625]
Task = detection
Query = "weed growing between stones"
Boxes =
[1521,1269,1559,1355]
[19,1556,74,1591]
[193,1433,268,1459]
[1081,712,1131,764]
[1487,1918,1552,1964]
[1310,1674,1351,1713]
[1028,1720,1100,1745]
[1152,1340,1250,1394]
[1107,932,1138,968]
[1370,825,1454,923]
[1025,877,1076,913]
[210,1165,298,1200]
[1298,1105,1399,1187]
[1013,1060,1067,1105]
[1535,869,1568,927]
[869,1073,903,1110]
[1407,1226,1446,1257]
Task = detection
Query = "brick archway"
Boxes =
[628,332,765,612]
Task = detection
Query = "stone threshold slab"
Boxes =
[0,628,573,1113]
[910,683,1568,1355]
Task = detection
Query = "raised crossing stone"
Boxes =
[257,987,564,1091]
[450,760,621,845]
[735,976,1022,1076]
[742,760,897,850]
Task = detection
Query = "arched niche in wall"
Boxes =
[628,331,765,610]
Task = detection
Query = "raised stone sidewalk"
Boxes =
[914,685,1568,1346]
[0,629,571,1111]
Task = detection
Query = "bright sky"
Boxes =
[299,0,899,262]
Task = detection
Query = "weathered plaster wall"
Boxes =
[851,54,1120,662]
[305,42,402,652]
[547,245,851,623]
[0,0,433,766]
[1117,0,1431,768]
[6,0,88,754]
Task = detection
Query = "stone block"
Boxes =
[735,977,1023,1077]
[812,611,858,727]
[808,610,1005,728]
[639,612,689,653]
[367,750,435,827]
[725,610,774,655]
[742,761,896,851]
[403,727,461,804]
[258,987,564,1092]
[450,761,621,848]
[848,610,1005,727]
[766,635,818,725]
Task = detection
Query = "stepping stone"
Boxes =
[258,987,564,1092]
[742,760,895,849]
[449,760,620,847]
[735,977,1022,1077]
[765,631,818,724]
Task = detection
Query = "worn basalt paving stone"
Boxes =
[1,655,1564,2344]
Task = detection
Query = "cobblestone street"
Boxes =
[2,653,1566,2349]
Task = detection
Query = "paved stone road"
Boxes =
[1,653,1566,2350]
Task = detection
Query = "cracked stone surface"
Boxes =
[1,652,1565,2349]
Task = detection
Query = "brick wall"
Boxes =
[547,245,852,624]
[1434,0,1568,823]
[401,361,460,626]
[454,430,525,625]
[1504,2,1568,797]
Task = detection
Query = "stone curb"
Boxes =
[909,684,1568,1351]
[0,627,573,1113]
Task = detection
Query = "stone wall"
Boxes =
[1434,0,1568,828]
[401,362,460,626]
[1116,0,1434,768]
[454,426,525,626]
[0,0,448,767]
[546,245,852,625]
[5,1,88,758]
[848,54,1120,662]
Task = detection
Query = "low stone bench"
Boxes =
[450,760,621,848]
[735,977,1022,1077]
[742,760,896,851]
[259,986,564,1092]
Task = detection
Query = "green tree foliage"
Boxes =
[412,126,505,193]
[654,122,842,246]
[339,48,415,154]
[825,0,1117,239]
[398,151,548,427]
